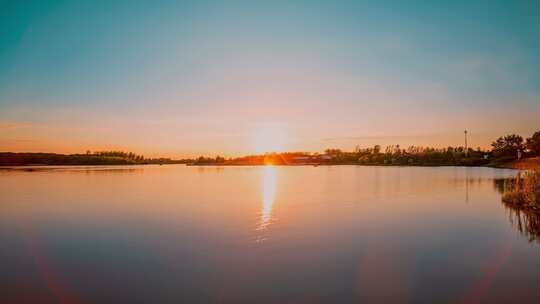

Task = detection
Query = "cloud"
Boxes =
[0,138,38,143]
[322,133,448,142]
[0,122,33,130]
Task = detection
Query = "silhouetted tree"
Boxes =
[526,131,540,156]
[324,149,342,156]
[491,134,524,158]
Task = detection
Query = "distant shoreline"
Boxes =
[0,152,189,167]
[2,162,535,170]
[2,152,539,170]
[188,162,531,169]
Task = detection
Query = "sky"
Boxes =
[1,0,539,157]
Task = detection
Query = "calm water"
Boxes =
[1,165,539,303]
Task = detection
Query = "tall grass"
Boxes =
[499,171,540,242]
[501,170,540,209]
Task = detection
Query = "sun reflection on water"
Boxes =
[256,166,278,237]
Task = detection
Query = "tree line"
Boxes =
[191,130,540,166]
[0,151,190,166]
[491,131,540,160]
[1,130,539,166]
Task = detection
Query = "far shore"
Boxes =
[190,160,539,170]
[3,159,539,171]
[2,150,539,171]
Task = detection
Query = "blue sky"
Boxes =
[1,0,539,156]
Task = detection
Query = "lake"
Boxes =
[1,165,539,303]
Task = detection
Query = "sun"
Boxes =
[252,123,288,154]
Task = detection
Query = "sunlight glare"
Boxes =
[257,166,277,231]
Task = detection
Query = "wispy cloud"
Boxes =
[322,133,453,142]
[0,138,38,143]
[0,122,33,130]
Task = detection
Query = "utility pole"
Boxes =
[464,130,468,157]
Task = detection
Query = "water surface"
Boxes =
[1,165,539,303]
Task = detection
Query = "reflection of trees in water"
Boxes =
[493,178,506,195]
[503,203,540,243]
[494,177,540,243]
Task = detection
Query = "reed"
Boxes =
[501,170,540,210]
